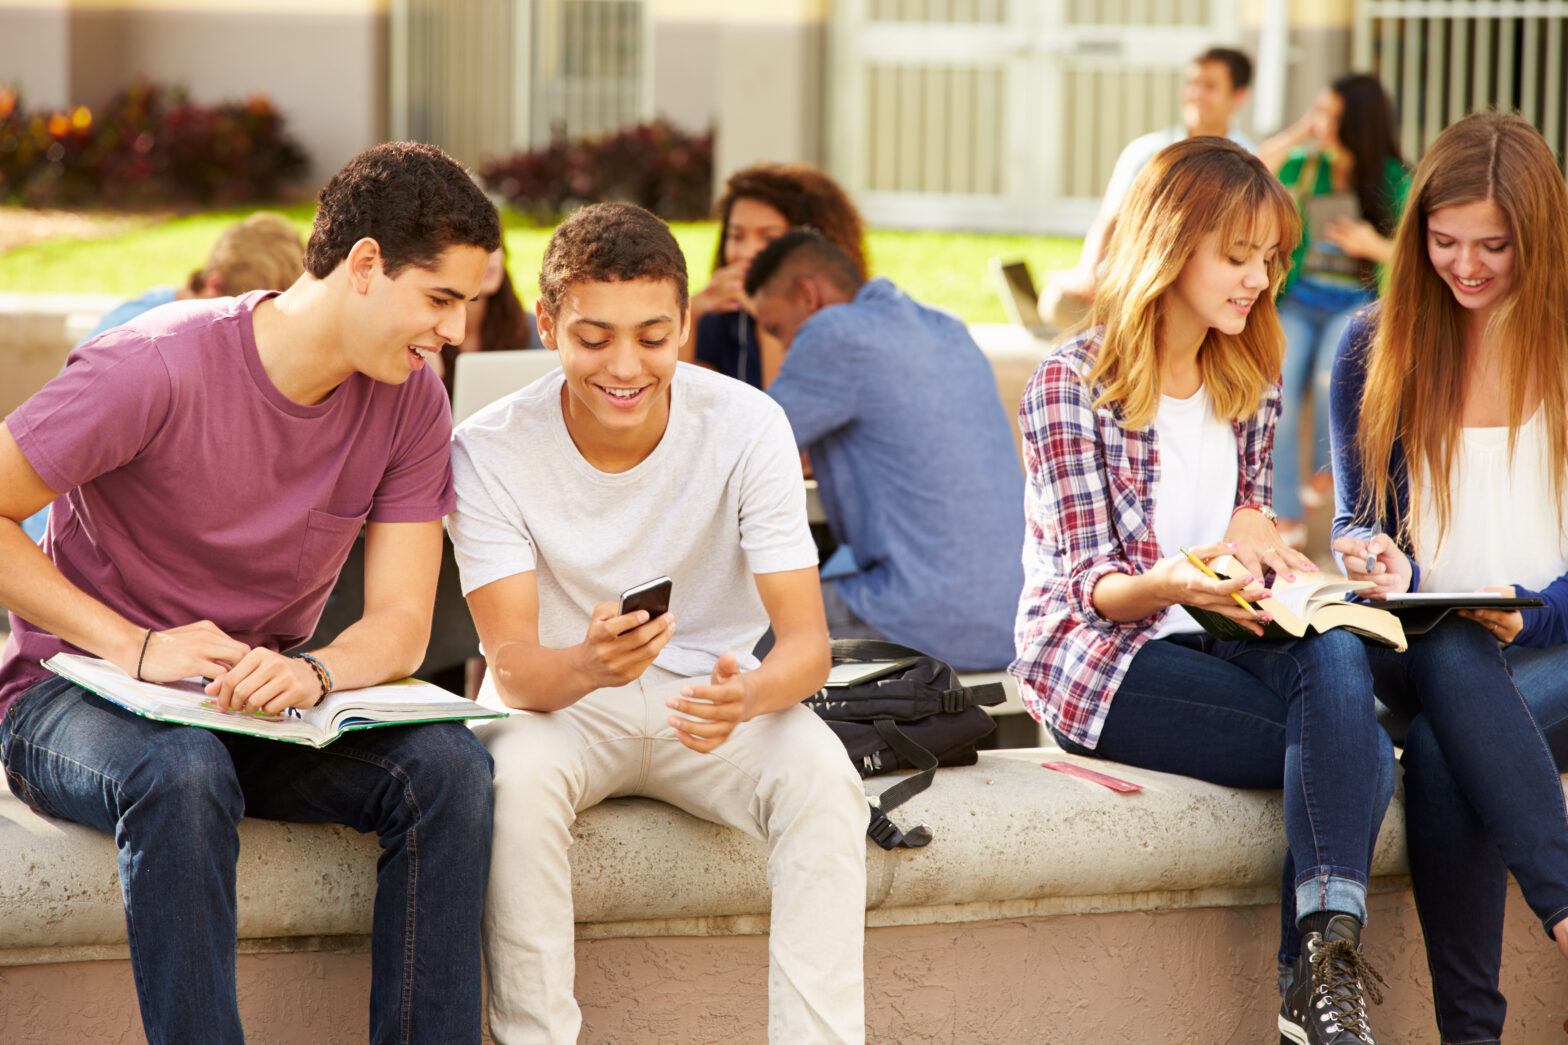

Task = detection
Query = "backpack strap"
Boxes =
[862,719,939,850]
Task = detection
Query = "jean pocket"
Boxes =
[296,508,369,586]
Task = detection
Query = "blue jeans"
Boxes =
[1275,289,1373,519]
[0,677,495,1045]
[1052,630,1395,966]
[1369,619,1568,1045]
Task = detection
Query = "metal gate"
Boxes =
[1354,0,1568,170]
[390,0,651,172]
[828,0,1243,233]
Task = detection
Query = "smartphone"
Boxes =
[618,576,672,634]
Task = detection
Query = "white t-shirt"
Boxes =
[448,363,820,685]
[1102,125,1259,215]
[1412,409,1568,593]
[1150,387,1240,638]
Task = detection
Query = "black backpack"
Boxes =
[804,639,1006,850]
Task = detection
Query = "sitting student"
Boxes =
[684,163,868,388]
[1011,137,1393,1045]
[1330,111,1568,1045]
[19,211,308,543]
[1042,47,1255,326]
[745,230,1025,670]
[84,210,306,340]
[449,203,867,1044]
[0,142,500,1043]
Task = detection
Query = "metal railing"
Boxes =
[1355,0,1568,169]
[389,0,649,172]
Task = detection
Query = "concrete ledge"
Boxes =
[8,751,1568,1043]
[0,748,1409,963]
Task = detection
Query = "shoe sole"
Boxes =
[1277,1014,1308,1045]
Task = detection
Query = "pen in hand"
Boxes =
[1178,546,1262,615]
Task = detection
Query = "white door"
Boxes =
[829,0,1242,233]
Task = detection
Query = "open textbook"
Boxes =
[1180,557,1545,650]
[1181,556,1406,649]
[45,653,505,748]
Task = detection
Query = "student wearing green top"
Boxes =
[1257,73,1409,534]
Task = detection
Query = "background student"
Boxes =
[1329,111,1568,1045]
[1040,46,1254,327]
[450,203,867,1044]
[683,162,867,388]
[747,229,1025,671]
[1010,136,1393,1045]
[433,243,544,398]
[1258,73,1407,535]
[0,141,500,1044]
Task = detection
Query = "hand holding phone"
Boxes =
[578,577,675,690]
[618,576,672,635]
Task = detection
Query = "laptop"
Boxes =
[988,256,1052,337]
[451,349,561,425]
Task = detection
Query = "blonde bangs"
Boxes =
[1085,137,1303,429]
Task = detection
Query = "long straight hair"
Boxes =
[1331,73,1403,236]
[1086,136,1300,429]
[1357,112,1568,545]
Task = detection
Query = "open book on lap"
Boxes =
[45,653,505,748]
[1180,555,1408,651]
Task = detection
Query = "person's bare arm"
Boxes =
[0,423,250,681]
[208,519,446,713]
[663,565,829,753]
[466,570,675,711]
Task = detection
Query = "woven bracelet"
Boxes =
[292,653,333,707]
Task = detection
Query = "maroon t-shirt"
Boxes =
[0,291,456,720]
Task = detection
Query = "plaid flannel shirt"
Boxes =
[1007,327,1280,748]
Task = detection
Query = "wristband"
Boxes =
[135,628,153,681]
[1231,503,1278,523]
[292,653,333,707]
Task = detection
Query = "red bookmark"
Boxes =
[1042,761,1143,793]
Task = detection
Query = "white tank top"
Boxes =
[1411,408,1568,592]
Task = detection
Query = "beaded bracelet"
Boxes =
[292,653,333,707]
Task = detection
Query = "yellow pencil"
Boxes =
[1178,546,1258,613]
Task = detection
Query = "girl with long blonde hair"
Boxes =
[1330,110,1568,1042]
[1012,136,1393,1045]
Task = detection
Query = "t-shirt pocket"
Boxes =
[296,507,369,587]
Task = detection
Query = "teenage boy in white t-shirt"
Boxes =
[448,202,868,1045]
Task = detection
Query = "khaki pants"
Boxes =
[473,666,869,1044]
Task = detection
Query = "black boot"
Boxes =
[1277,914,1385,1045]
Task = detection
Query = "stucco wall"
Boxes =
[5,887,1565,1044]
[0,1,386,185]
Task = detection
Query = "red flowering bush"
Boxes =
[0,80,308,207]
[481,119,713,222]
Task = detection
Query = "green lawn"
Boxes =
[0,205,1081,324]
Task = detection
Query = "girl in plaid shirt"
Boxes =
[1009,137,1395,1045]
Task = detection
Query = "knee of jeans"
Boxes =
[408,725,495,821]
[1297,630,1375,701]
[120,728,242,828]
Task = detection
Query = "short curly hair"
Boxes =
[710,163,867,278]
[538,203,688,317]
[305,141,501,279]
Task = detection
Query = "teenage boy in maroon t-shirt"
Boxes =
[0,142,500,1044]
